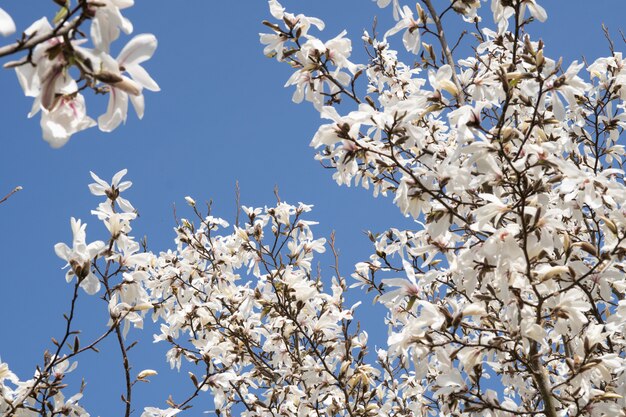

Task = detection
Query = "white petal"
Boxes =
[528,2,547,22]
[54,243,72,261]
[120,16,133,34]
[81,273,101,295]
[307,17,325,31]
[41,117,72,148]
[90,17,109,52]
[0,8,15,37]
[24,17,53,37]
[125,64,160,91]
[115,0,135,8]
[117,34,157,66]
[90,171,109,188]
[28,96,42,118]
[129,93,145,119]
[402,28,420,54]
[112,169,129,187]
[98,88,128,132]
[15,64,40,97]
[551,92,565,120]
[384,20,407,39]
[437,65,453,83]
[117,196,135,212]
[268,0,284,19]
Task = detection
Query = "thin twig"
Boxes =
[234,180,241,228]
[0,186,22,205]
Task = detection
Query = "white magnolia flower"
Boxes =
[428,64,459,95]
[373,0,401,20]
[40,94,96,148]
[13,18,99,145]
[384,5,421,54]
[54,218,105,295]
[97,34,160,132]
[89,169,135,213]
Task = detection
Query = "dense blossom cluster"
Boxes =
[261,0,626,415]
[0,1,159,147]
[3,0,626,416]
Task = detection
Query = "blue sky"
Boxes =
[1,1,626,415]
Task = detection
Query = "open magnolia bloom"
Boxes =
[40,93,96,148]
[13,18,99,146]
[54,218,105,295]
[97,34,160,132]
[384,5,422,54]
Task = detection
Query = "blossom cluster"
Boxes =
[0,169,375,417]
[260,0,626,415]
[0,1,159,147]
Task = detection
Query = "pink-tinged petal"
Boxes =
[40,94,96,148]
[117,34,157,66]
[54,243,72,262]
[0,8,16,37]
[98,88,128,132]
[125,64,159,91]
[129,93,145,119]
[41,65,64,111]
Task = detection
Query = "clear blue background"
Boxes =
[0,1,625,415]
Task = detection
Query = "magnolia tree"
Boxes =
[2,0,626,416]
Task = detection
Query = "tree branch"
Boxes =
[421,0,465,105]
